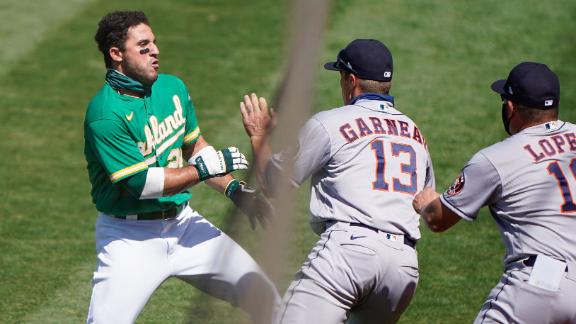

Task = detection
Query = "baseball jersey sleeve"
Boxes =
[266,117,331,188]
[440,152,502,220]
[181,83,201,145]
[425,152,436,189]
[86,119,148,183]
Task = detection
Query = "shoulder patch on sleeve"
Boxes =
[446,173,465,197]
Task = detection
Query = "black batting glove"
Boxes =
[226,180,274,230]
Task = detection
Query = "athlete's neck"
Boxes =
[349,93,394,105]
[118,88,145,98]
[514,118,558,134]
[105,69,150,95]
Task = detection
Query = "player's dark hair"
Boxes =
[95,11,149,68]
[516,103,558,122]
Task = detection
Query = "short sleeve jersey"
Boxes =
[267,99,435,239]
[441,121,576,264]
[84,74,201,215]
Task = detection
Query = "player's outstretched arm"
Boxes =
[413,187,461,232]
[182,135,245,194]
[161,136,248,196]
[240,93,275,191]
[183,135,273,229]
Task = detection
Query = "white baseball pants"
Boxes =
[86,206,279,324]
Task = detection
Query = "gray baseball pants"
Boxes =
[475,257,576,323]
[275,221,419,324]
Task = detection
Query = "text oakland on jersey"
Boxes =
[138,95,187,157]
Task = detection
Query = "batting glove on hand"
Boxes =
[226,180,273,230]
[190,146,248,181]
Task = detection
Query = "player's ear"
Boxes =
[109,47,123,64]
[506,100,517,116]
[506,100,514,110]
[349,73,358,86]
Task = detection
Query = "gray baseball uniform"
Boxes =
[441,120,576,323]
[267,95,435,323]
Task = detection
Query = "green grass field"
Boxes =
[0,0,575,323]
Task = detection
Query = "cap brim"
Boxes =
[324,61,342,71]
[490,79,507,95]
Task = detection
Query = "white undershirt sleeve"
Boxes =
[139,167,165,199]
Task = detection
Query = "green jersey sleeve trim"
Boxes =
[184,126,201,144]
[111,162,149,182]
[86,118,148,184]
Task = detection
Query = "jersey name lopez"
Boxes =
[523,132,576,162]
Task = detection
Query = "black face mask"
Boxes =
[501,102,512,135]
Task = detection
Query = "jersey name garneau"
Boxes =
[441,121,576,264]
[84,74,200,216]
[267,97,435,239]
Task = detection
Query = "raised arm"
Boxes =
[239,93,275,191]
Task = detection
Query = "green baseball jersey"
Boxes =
[84,74,200,215]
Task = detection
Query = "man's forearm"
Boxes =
[163,166,202,196]
[205,173,236,195]
[162,164,238,197]
[420,197,461,232]
[420,198,445,232]
[250,135,273,190]
[413,187,461,232]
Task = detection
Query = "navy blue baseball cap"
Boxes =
[324,39,393,82]
[491,62,560,109]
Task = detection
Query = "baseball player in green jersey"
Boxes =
[84,11,279,323]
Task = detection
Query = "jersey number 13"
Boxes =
[371,139,417,194]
